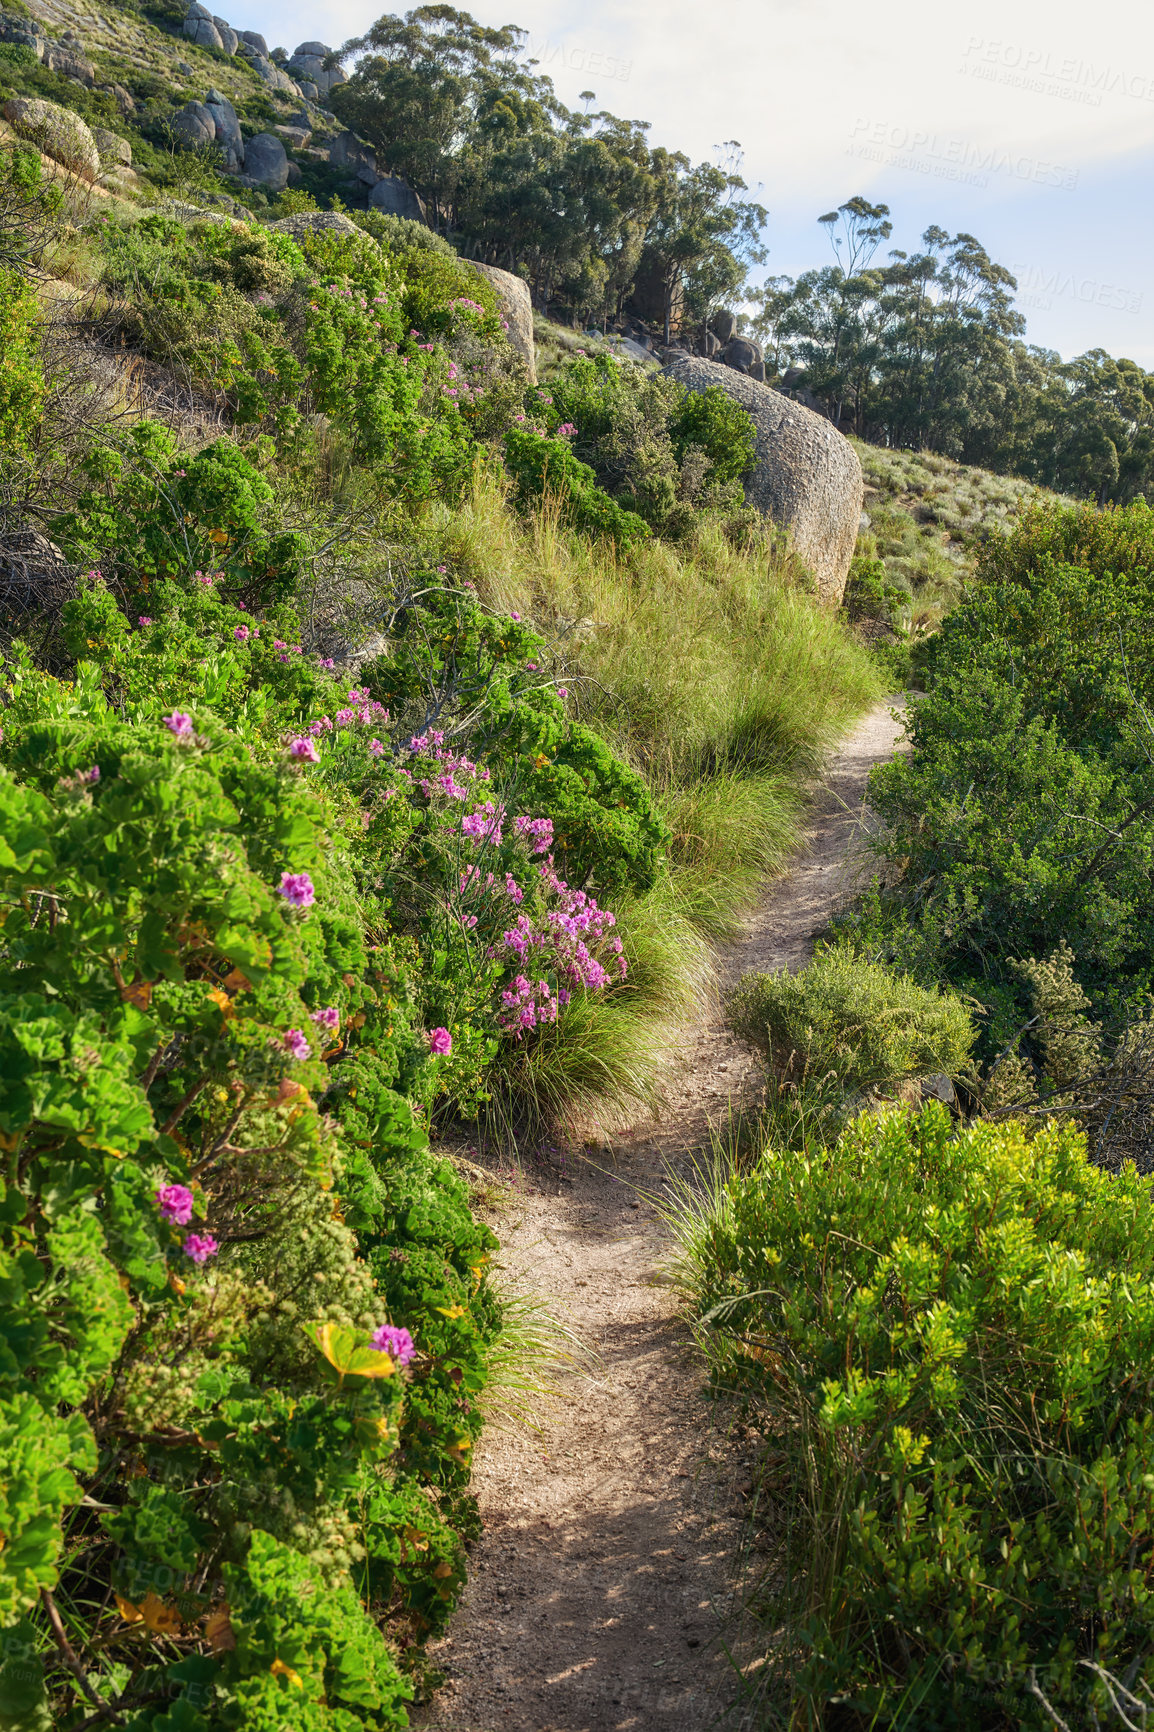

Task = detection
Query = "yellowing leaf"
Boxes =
[270,1658,303,1688]
[205,1605,235,1652]
[206,986,234,1021]
[435,1305,467,1320]
[140,1591,182,1635]
[432,1562,453,1579]
[221,967,252,994]
[303,1320,396,1380]
[116,1596,143,1624]
[119,976,153,1010]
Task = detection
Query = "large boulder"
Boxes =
[238,29,268,54]
[1,97,100,178]
[270,209,363,242]
[368,172,425,222]
[470,261,535,384]
[211,16,238,53]
[204,88,243,169]
[91,126,132,168]
[720,335,765,381]
[660,356,863,606]
[183,5,224,50]
[170,100,216,150]
[43,35,95,85]
[710,308,737,345]
[238,131,288,190]
[286,42,347,95]
[329,129,377,178]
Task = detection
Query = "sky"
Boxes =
[223,0,1154,364]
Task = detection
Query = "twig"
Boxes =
[40,1588,113,1715]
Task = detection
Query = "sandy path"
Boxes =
[415,699,906,1732]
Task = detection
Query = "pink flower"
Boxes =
[85,765,101,784]
[368,738,385,757]
[234,625,250,642]
[183,1232,219,1264]
[278,871,315,909]
[156,1183,194,1225]
[138,615,152,627]
[164,712,193,738]
[311,1006,340,1030]
[283,1028,311,1061]
[289,737,320,763]
[370,1323,415,1364]
[428,1027,452,1056]
[510,612,521,622]
[558,687,568,697]
[556,422,576,438]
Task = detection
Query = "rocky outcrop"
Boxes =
[271,209,363,242]
[285,40,347,97]
[368,173,425,222]
[182,4,224,50]
[470,262,535,382]
[204,88,242,170]
[237,132,288,190]
[238,29,268,54]
[660,356,863,605]
[329,129,378,183]
[170,99,216,150]
[2,97,100,179]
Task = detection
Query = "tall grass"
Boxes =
[424,468,882,1129]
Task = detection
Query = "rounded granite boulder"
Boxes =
[660,355,863,605]
[470,261,536,384]
[1,97,100,179]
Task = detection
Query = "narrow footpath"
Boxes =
[416,700,907,1732]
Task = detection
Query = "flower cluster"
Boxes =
[371,1323,416,1365]
[278,871,316,909]
[156,1183,194,1225]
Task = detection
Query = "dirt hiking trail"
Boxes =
[416,700,907,1732]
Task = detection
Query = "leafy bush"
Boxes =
[680,1106,1154,1728]
[0,648,499,1727]
[727,946,975,1093]
[503,424,651,551]
[854,517,1154,1021]
[532,354,756,535]
[0,264,42,467]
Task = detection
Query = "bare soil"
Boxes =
[415,699,907,1732]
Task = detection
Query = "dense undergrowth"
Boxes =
[0,142,881,1729]
[677,482,1154,1725]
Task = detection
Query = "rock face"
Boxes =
[470,262,535,383]
[44,35,95,84]
[329,129,377,178]
[238,132,289,190]
[0,13,46,58]
[368,172,425,222]
[211,16,238,54]
[2,97,100,179]
[710,308,737,345]
[238,29,268,55]
[660,356,863,605]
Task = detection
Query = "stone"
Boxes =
[91,126,131,167]
[1,97,100,178]
[699,329,721,358]
[294,40,329,56]
[183,13,224,51]
[368,172,426,223]
[0,14,45,58]
[239,131,288,190]
[169,99,216,150]
[719,335,764,376]
[176,60,194,75]
[238,29,268,54]
[608,335,653,364]
[204,88,243,168]
[212,16,238,53]
[270,209,363,242]
[710,308,737,345]
[286,44,346,95]
[298,79,318,101]
[470,261,535,384]
[43,39,95,84]
[275,125,311,148]
[99,166,141,192]
[102,83,136,115]
[659,356,864,606]
[328,129,375,174]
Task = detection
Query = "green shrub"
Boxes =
[0,264,42,466]
[0,649,499,1727]
[727,946,975,1092]
[680,1106,1154,1727]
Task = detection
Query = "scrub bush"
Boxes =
[681,1106,1154,1728]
